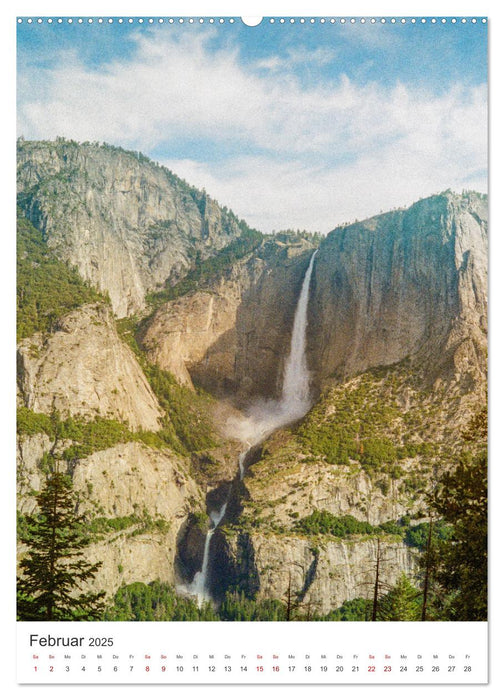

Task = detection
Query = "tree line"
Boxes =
[17,406,486,621]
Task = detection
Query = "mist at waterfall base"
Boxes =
[227,249,318,448]
[179,250,318,605]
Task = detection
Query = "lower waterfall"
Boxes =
[180,249,318,604]
[180,501,228,605]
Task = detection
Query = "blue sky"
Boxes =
[17,17,487,233]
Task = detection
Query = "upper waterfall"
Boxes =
[280,249,317,419]
[226,249,318,446]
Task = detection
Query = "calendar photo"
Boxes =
[15,12,488,685]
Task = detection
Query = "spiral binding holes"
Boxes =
[17,17,488,25]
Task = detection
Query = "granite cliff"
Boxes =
[17,303,163,431]
[308,191,487,391]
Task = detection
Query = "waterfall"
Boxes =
[181,249,318,605]
[226,249,318,445]
[280,249,317,419]
[238,451,247,479]
[182,501,228,605]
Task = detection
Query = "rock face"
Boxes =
[141,267,254,391]
[142,240,316,400]
[17,303,163,431]
[214,531,416,614]
[16,433,54,514]
[71,442,205,594]
[17,139,245,317]
[17,435,206,596]
[308,191,487,389]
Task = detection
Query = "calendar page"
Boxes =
[14,6,489,688]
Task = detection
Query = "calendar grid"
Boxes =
[17,621,488,684]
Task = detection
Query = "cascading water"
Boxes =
[280,249,317,420]
[238,451,247,479]
[228,248,318,444]
[181,249,318,605]
[181,501,227,605]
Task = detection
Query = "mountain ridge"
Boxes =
[17,138,262,317]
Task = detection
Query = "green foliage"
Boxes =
[360,437,397,468]
[16,511,30,540]
[105,581,218,621]
[16,403,203,461]
[294,510,376,537]
[17,213,104,340]
[87,514,141,534]
[296,376,403,472]
[315,576,421,622]
[115,319,219,455]
[292,509,450,554]
[16,406,53,437]
[105,580,426,622]
[294,369,441,484]
[403,520,453,550]
[17,470,105,620]
[115,316,143,355]
[17,408,135,457]
[271,229,323,244]
[142,364,217,454]
[193,511,210,531]
[218,591,287,621]
[315,597,373,621]
[58,416,134,460]
[88,513,171,537]
[106,582,288,621]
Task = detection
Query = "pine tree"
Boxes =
[17,468,105,620]
[426,404,487,621]
[378,572,421,621]
[429,452,487,620]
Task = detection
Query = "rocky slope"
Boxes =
[201,355,484,610]
[17,138,250,317]
[214,531,416,615]
[17,303,163,431]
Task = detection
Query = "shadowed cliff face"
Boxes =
[306,191,487,390]
[142,242,316,401]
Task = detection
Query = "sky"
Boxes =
[17,16,487,234]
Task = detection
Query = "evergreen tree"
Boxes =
[430,404,487,620]
[429,451,487,620]
[17,468,105,620]
[378,572,421,621]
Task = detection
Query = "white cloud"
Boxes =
[166,141,487,235]
[17,28,487,233]
[255,45,337,72]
